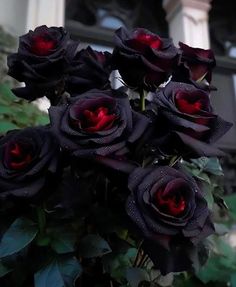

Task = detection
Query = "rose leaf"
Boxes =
[34,256,82,287]
[0,260,12,278]
[0,217,38,258]
[50,227,76,254]
[125,267,149,287]
[78,234,111,258]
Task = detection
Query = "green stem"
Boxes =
[169,155,181,167]
[140,90,146,111]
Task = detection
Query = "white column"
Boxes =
[0,0,28,36]
[26,0,65,32]
[0,0,65,36]
[163,0,212,49]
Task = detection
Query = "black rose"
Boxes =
[0,127,60,199]
[66,46,112,95]
[112,27,179,91]
[151,82,232,157]
[7,25,77,101]
[173,42,216,87]
[49,89,150,172]
[126,166,214,274]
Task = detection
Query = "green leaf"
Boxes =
[35,260,64,287]
[0,84,16,101]
[50,228,76,254]
[223,194,236,219]
[231,273,236,287]
[34,256,82,287]
[202,182,214,210]
[214,223,229,236]
[58,256,82,286]
[0,217,38,258]
[79,234,111,258]
[0,120,19,133]
[126,267,149,287]
[197,236,236,284]
[203,157,224,176]
[0,260,12,277]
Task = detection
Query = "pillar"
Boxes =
[163,0,212,49]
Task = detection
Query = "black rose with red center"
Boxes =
[173,42,216,86]
[112,27,179,91]
[49,89,150,171]
[66,46,112,95]
[152,82,232,157]
[7,25,77,101]
[126,166,214,274]
[0,127,60,200]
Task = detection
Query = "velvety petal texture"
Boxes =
[126,166,214,274]
[112,27,179,91]
[151,81,232,157]
[0,127,60,199]
[7,25,78,100]
[173,42,216,85]
[49,89,150,171]
[66,46,112,94]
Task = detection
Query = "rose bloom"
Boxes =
[151,82,232,157]
[49,89,150,172]
[172,42,216,89]
[0,127,60,200]
[66,46,112,95]
[112,27,179,91]
[126,166,214,274]
[7,25,77,101]
[179,42,216,83]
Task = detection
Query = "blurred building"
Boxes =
[0,0,236,189]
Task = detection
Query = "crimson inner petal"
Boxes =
[6,142,33,170]
[81,106,117,132]
[175,90,209,115]
[31,34,56,56]
[155,188,186,216]
[128,31,163,52]
[135,32,163,49]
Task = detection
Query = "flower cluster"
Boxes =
[0,25,232,286]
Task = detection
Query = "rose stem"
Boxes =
[133,240,144,267]
[138,254,149,268]
[139,89,146,111]
[169,155,182,167]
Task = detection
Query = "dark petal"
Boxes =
[142,239,194,275]
[94,155,138,174]
[126,194,152,237]
[128,111,150,143]
[208,115,233,143]
[175,131,226,157]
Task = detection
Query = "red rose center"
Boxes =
[31,35,56,56]
[128,31,163,53]
[155,190,186,216]
[175,91,209,115]
[81,107,117,132]
[135,32,163,49]
[7,143,32,170]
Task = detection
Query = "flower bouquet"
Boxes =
[0,25,233,287]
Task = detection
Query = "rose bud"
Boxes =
[66,46,112,95]
[0,127,60,200]
[126,166,214,274]
[173,42,216,84]
[151,82,232,157]
[7,25,78,101]
[49,89,150,172]
[112,27,179,91]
